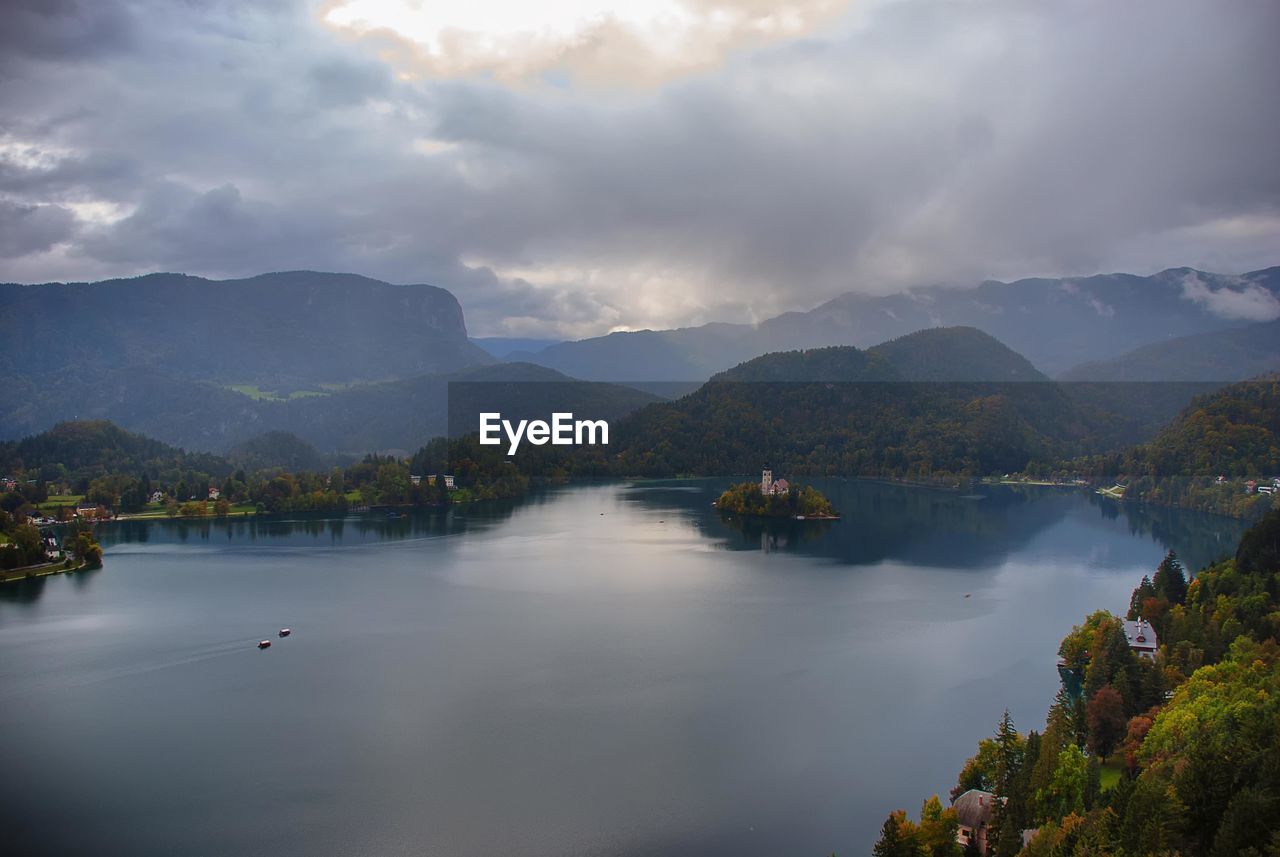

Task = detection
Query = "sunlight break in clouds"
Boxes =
[320,0,850,85]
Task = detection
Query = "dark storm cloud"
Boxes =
[0,0,1277,336]
[0,199,75,257]
[0,0,135,65]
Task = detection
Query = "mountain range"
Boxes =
[1,362,658,457]
[1059,319,1280,382]
[511,267,1280,381]
[4,265,1278,456]
[608,328,1108,478]
[0,270,491,387]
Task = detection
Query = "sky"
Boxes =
[1,0,1278,338]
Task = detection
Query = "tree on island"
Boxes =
[715,481,836,518]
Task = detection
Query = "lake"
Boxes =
[0,479,1245,857]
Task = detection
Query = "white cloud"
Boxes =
[320,0,849,86]
[1179,272,1280,322]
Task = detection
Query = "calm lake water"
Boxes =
[0,479,1245,857]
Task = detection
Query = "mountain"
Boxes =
[0,362,660,456]
[867,326,1048,382]
[517,266,1280,381]
[516,322,757,382]
[609,328,1099,478]
[0,270,492,386]
[702,327,1047,383]
[1059,319,1280,382]
[471,337,563,359]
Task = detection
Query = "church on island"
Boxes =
[760,469,790,496]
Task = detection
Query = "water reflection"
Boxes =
[10,481,1246,610]
[622,478,1247,573]
[98,496,530,549]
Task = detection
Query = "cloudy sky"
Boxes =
[2,0,1277,337]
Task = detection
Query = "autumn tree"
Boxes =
[1084,685,1127,761]
[873,810,925,857]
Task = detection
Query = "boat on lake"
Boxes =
[257,640,271,649]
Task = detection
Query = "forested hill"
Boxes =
[868,327,1049,382]
[871,509,1280,857]
[1131,374,1280,478]
[1059,318,1280,382]
[710,327,1048,383]
[0,271,492,386]
[0,362,659,456]
[611,329,1094,478]
[0,420,230,483]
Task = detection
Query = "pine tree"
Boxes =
[988,710,1025,856]
[873,811,924,857]
[1152,550,1187,605]
[1128,575,1156,619]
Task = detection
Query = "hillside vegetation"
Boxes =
[875,510,1280,856]
[611,329,1103,479]
[1074,375,1280,518]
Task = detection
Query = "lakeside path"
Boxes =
[1,560,88,584]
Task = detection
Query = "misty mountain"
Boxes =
[471,337,564,359]
[0,362,658,456]
[517,267,1280,381]
[0,270,493,387]
[706,327,1046,383]
[1059,319,1280,382]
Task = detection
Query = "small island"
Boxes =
[715,470,839,520]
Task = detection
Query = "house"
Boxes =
[426,474,456,489]
[75,503,100,519]
[1123,618,1158,659]
[207,487,221,501]
[1260,485,1276,496]
[1246,480,1257,494]
[953,789,1003,855]
[760,469,791,496]
[0,476,16,493]
[410,475,422,486]
[149,490,165,504]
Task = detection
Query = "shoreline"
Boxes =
[1,560,89,584]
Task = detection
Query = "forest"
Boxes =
[873,510,1280,856]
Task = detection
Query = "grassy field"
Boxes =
[1099,758,1124,791]
[225,384,330,402]
[36,494,84,510]
[118,502,259,520]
